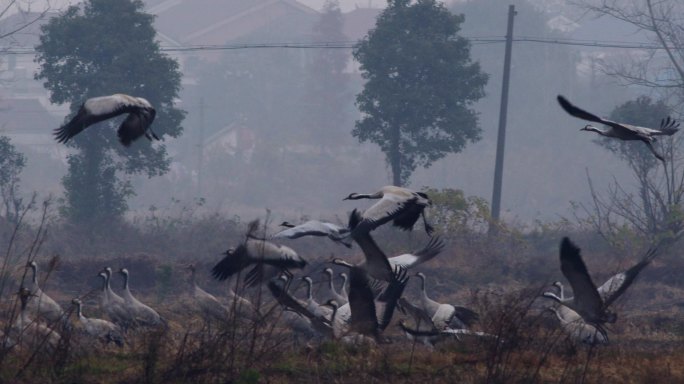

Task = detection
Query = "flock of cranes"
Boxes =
[5,92,671,353]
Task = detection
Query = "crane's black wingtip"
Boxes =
[557,95,572,109]
[53,127,70,144]
[560,237,580,255]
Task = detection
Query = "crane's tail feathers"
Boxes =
[451,306,480,328]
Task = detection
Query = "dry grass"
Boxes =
[0,211,682,383]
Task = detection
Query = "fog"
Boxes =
[1,0,662,226]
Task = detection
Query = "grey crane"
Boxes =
[343,185,433,235]
[331,259,409,342]
[415,272,479,330]
[211,219,307,286]
[55,93,158,146]
[23,260,65,325]
[346,209,399,282]
[222,276,261,321]
[11,287,61,352]
[72,298,124,347]
[542,237,656,326]
[397,298,493,349]
[118,268,164,327]
[545,282,608,345]
[267,275,335,340]
[273,220,352,248]
[187,264,231,322]
[321,268,348,305]
[98,269,133,329]
[557,95,679,162]
[301,276,334,319]
[346,210,444,282]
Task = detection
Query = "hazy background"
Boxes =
[0,0,659,226]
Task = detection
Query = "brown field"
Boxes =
[0,211,682,383]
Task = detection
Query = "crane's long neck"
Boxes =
[542,292,563,303]
[354,191,382,200]
[306,279,313,301]
[122,272,130,292]
[584,125,607,135]
[330,305,338,323]
[99,276,106,294]
[326,272,336,293]
[30,264,38,285]
[105,272,114,294]
[419,275,429,301]
[75,302,83,319]
[340,274,348,297]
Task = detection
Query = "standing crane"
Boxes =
[118,268,164,328]
[72,298,125,347]
[23,260,65,325]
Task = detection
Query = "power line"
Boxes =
[0,36,678,55]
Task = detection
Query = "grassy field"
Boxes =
[0,209,682,383]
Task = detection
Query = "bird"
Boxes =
[346,209,399,282]
[54,93,158,147]
[321,268,348,305]
[98,269,133,329]
[545,283,608,346]
[542,237,657,326]
[118,268,164,328]
[557,95,679,162]
[187,264,231,322]
[397,298,492,349]
[415,272,479,330]
[347,209,445,283]
[211,219,306,285]
[267,275,334,340]
[331,259,409,342]
[272,220,352,248]
[301,276,334,319]
[343,186,433,235]
[222,276,261,321]
[11,287,61,352]
[72,298,125,347]
[23,260,65,325]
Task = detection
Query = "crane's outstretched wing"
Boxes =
[599,246,657,308]
[559,237,604,320]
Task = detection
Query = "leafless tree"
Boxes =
[570,1,684,247]
[0,1,51,43]
[576,0,684,103]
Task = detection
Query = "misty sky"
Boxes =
[16,0,384,13]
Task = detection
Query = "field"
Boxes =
[0,208,682,383]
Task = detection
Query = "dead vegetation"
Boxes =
[0,205,682,383]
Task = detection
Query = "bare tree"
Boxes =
[577,0,684,103]
[0,1,51,43]
[570,1,684,246]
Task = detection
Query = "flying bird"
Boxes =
[211,219,306,285]
[545,282,608,345]
[54,94,158,147]
[272,220,352,248]
[557,95,679,162]
[343,186,433,235]
[543,237,656,326]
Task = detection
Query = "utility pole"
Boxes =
[490,4,516,232]
[196,97,205,197]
